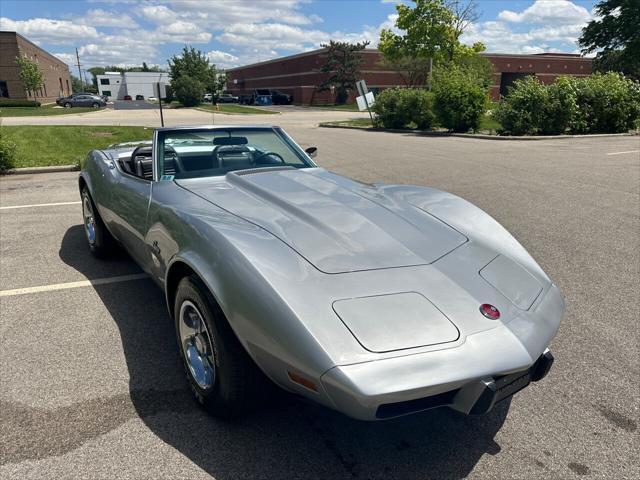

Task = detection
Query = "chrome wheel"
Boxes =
[179,300,216,390]
[82,195,96,245]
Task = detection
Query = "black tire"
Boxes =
[81,187,116,258]
[174,275,272,418]
[92,102,100,108]
[64,102,72,108]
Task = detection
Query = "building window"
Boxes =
[102,90,112,97]
[100,78,110,85]
[0,81,8,98]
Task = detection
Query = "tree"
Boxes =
[168,46,222,105]
[15,54,44,104]
[579,0,640,80]
[379,0,489,87]
[71,76,84,93]
[317,40,370,104]
[170,76,203,107]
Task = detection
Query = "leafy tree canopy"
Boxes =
[15,54,44,100]
[318,40,370,104]
[168,46,220,92]
[379,0,482,65]
[579,0,640,80]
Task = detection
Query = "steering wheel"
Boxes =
[253,151,285,164]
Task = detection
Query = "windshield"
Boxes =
[158,128,313,179]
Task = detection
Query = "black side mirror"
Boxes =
[305,146,318,158]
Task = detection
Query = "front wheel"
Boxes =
[92,102,100,108]
[64,102,72,108]
[81,188,116,258]
[175,276,272,418]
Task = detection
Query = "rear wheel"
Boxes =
[174,275,271,418]
[81,187,116,258]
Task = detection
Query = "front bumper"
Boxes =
[319,284,563,421]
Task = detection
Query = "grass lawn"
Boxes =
[478,112,502,132]
[313,103,360,111]
[320,118,375,128]
[2,126,153,168]
[197,104,279,114]
[0,104,102,117]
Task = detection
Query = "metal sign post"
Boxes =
[355,79,375,126]
[154,82,167,127]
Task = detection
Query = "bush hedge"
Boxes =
[433,66,489,132]
[0,99,41,107]
[172,76,204,107]
[495,73,640,135]
[372,88,436,129]
[0,130,17,173]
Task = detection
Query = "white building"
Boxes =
[97,72,171,100]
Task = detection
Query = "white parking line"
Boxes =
[0,201,81,210]
[606,150,640,156]
[0,273,149,297]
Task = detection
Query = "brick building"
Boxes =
[0,31,73,103]
[226,48,592,104]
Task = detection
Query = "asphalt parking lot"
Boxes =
[1,130,638,479]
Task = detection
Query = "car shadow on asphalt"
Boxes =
[59,224,510,479]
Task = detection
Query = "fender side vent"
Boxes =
[233,166,295,176]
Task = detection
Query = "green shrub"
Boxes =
[496,73,640,135]
[433,67,488,132]
[172,76,204,107]
[0,130,17,173]
[571,72,640,134]
[372,88,436,129]
[0,99,41,107]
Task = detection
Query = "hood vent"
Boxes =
[232,166,295,176]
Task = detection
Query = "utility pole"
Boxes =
[75,48,83,89]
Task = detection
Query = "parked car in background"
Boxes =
[239,90,273,106]
[271,90,292,105]
[135,94,145,101]
[217,93,239,104]
[59,94,106,108]
[203,93,213,103]
[124,95,132,101]
[148,96,158,102]
[56,92,95,106]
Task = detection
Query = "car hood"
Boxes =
[176,167,467,274]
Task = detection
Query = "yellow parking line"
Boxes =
[0,201,81,210]
[0,273,149,297]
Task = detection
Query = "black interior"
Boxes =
[118,144,286,181]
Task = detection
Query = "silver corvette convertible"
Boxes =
[79,125,564,420]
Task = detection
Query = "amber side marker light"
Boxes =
[288,371,318,392]
[480,303,501,320]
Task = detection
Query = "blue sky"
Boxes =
[0,0,597,73]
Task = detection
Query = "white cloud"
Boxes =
[464,1,593,54]
[206,49,240,68]
[0,17,100,44]
[78,9,139,28]
[498,0,591,25]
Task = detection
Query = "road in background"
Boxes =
[1,131,638,479]
[0,105,368,128]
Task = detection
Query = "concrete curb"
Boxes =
[318,123,639,140]
[5,164,79,175]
